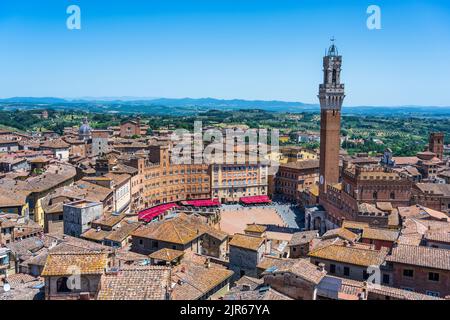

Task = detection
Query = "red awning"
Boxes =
[240,195,271,205]
[182,199,221,207]
[138,203,179,222]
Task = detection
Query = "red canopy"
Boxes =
[138,203,179,222]
[240,195,271,205]
[182,199,221,207]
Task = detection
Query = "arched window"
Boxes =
[373,191,378,200]
[332,69,337,84]
[390,191,395,200]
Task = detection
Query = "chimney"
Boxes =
[317,263,325,272]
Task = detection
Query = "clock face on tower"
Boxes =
[319,175,324,185]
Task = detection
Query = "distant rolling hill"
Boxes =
[0,97,69,104]
[1,97,449,117]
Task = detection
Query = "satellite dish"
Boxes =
[3,283,11,292]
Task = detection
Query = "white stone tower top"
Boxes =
[318,38,346,110]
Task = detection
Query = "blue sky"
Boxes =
[1,0,450,106]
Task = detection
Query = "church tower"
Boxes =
[429,132,444,160]
[318,39,345,196]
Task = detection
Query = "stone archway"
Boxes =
[305,206,327,235]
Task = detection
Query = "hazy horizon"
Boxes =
[2,96,450,109]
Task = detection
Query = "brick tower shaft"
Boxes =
[429,132,444,160]
[318,40,345,196]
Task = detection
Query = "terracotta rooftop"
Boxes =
[361,227,400,242]
[289,230,318,246]
[336,278,366,300]
[386,244,450,271]
[111,163,138,175]
[132,214,223,245]
[224,278,293,300]
[397,234,423,246]
[367,284,443,300]
[203,227,229,241]
[81,228,111,242]
[104,221,141,243]
[322,228,359,242]
[342,221,370,231]
[424,230,450,244]
[20,164,76,193]
[309,243,388,267]
[414,183,450,197]
[103,172,131,186]
[21,250,49,268]
[376,202,394,212]
[398,205,449,222]
[229,233,265,251]
[232,275,263,291]
[28,157,50,163]
[388,211,400,228]
[74,180,113,203]
[257,256,296,272]
[0,273,44,300]
[171,260,234,300]
[92,214,125,228]
[0,156,26,165]
[149,248,185,262]
[0,189,29,208]
[97,266,171,300]
[400,218,450,237]
[403,166,421,176]
[40,139,69,149]
[132,217,202,245]
[113,248,148,264]
[268,258,327,285]
[44,233,113,254]
[244,223,267,234]
[41,252,108,276]
[392,156,419,166]
[358,203,386,216]
[280,160,319,170]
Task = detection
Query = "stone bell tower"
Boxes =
[429,132,444,160]
[318,39,345,196]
